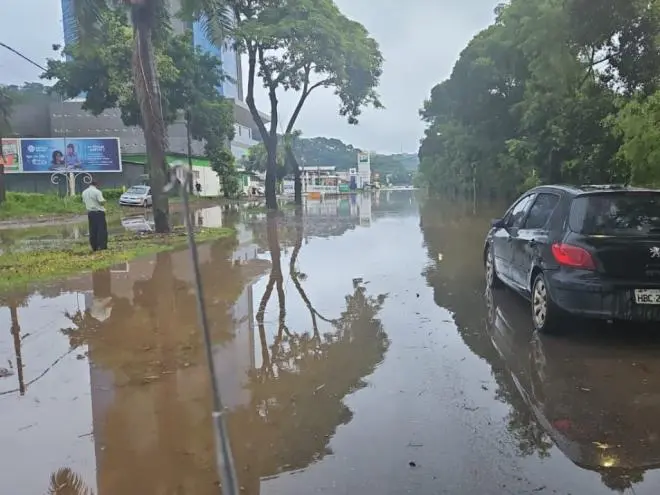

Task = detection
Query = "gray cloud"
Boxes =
[0,0,498,153]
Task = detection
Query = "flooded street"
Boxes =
[2,191,660,494]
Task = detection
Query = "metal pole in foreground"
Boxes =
[165,164,239,495]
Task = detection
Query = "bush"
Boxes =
[102,188,124,200]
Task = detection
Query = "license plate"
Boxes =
[634,289,660,305]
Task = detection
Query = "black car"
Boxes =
[484,185,660,332]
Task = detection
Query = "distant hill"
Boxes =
[292,137,418,183]
[241,136,419,185]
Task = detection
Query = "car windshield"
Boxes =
[126,186,149,194]
[569,192,660,236]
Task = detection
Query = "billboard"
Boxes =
[19,137,122,173]
[0,138,22,173]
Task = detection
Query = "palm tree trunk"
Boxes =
[284,144,302,205]
[186,109,194,195]
[132,18,169,233]
[0,135,6,204]
[10,304,25,394]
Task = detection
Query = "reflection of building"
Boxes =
[81,236,267,493]
[298,194,372,236]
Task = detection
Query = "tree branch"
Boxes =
[258,46,278,138]
[285,73,331,134]
[245,41,269,141]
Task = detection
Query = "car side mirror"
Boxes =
[491,218,506,229]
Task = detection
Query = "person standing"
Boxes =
[195,181,202,196]
[82,181,108,251]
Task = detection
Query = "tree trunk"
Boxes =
[10,304,25,394]
[245,43,278,210]
[285,144,302,205]
[265,139,278,210]
[0,135,6,204]
[133,21,169,233]
[186,109,194,195]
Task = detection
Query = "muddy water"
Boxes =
[2,192,660,494]
[0,207,204,254]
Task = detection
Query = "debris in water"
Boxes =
[408,461,417,468]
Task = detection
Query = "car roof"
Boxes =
[528,184,660,197]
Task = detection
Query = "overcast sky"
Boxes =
[0,0,497,154]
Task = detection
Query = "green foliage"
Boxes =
[614,91,660,186]
[191,0,384,206]
[228,0,383,126]
[0,86,12,135]
[102,188,124,200]
[1,83,55,106]
[0,226,234,292]
[43,10,231,131]
[418,0,660,197]
[208,144,239,198]
[241,141,288,180]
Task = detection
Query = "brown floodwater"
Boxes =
[2,191,660,494]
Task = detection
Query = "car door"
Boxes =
[511,192,561,290]
[493,194,535,284]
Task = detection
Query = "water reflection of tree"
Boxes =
[57,240,251,494]
[245,213,390,480]
[47,468,94,495]
[54,216,389,493]
[0,290,30,395]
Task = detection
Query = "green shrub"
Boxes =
[102,188,124,200]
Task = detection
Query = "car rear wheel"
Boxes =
[486,244,503,289]
[532,273,561,334]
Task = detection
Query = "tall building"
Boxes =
[58,0,265,159]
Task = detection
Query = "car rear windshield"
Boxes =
[569,192,660,236]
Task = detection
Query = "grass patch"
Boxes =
[0,192,120,221]
[0,226,235,292]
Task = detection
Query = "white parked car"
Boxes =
[119,185,152,207]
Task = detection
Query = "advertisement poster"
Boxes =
[0,138,22,173]
[358,151,370,164]
[20,137,122,173]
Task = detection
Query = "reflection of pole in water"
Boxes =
[9,305,25,395]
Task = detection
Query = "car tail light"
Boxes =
[552,243,595,270]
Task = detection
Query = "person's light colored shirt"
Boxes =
[82,185,106,212]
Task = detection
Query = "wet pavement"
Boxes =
[2,191,660,494]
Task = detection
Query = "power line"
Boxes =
[0,41,47,72]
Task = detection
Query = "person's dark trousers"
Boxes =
[88,211,108,251]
